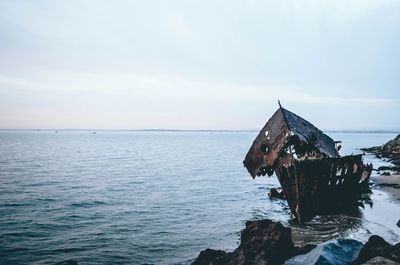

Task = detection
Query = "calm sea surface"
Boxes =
[0,131,399,265]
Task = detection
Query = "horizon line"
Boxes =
[0,128,399,134]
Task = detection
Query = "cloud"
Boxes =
[0,0,399,129]
[1,69,396,106]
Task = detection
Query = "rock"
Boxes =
[192,221,400,265]
[363,134,400,169]
[361,146,381,153]
[269,188,285,199]
[350,235,400,265]
[361,256,400,264]
[381,172,391,176]
[284,239,363,265]
[192,219,294,265]
[293,244,317,256]
[53,260,78,265]
[229,220,294,265]
[191,248,227,265]
[353,235,392,263]
[397,220,400,228]
[393,243,400,262]
[382,134,400,154]
[378,166,397,171]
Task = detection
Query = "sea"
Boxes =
[1,130,399,265]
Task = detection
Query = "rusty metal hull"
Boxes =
[243,107,338,179]
[243,105,373,223]
[275,154,372,223]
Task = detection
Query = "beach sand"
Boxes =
[371,174,400,201]
[360,173,400,240]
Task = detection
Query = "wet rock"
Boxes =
[192,219,294,265]
[191,249,227,265]
[350,235,400,265]
[382,134,400,154]
[269,188,285,199]
[284,239,363,265]
[53,260,78,265]
[293,244,317,256]
[361,146,381,153]
[379,183,400,189]
[354,235,392,262]
[393,243,400,261]
[363,134,400,170]
[361,256,400,264]
[378,166,397,171]
[228,220,294,265]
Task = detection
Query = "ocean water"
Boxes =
[0,130,399,265]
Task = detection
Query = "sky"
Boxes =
[0,0,399,130]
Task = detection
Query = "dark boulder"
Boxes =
[269,188,286,199]
[382,134,400,154]
[293,244,317,256]
[361,256,400,264]
[378,166,397,171]
[393,243,400,262]
[351,235,391,264]
[397,220,400,228]
[191,249,227,265]
[363,134,400,170]
[350,235,400,265]
[284,239,363,265]
[192,219,295,265]
[228,220,294,265]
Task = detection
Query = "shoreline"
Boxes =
[192,146,400,264]
[359,174,400,242]
[191,173,400,264]
[369,173,400,236]
[361,134,400,234]
[371,174,400,202]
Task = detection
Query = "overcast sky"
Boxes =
[0,0,399,130]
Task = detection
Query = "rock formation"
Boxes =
[362,134,400,172]
[193,220,400,265]
[192,219,299,265]
[362,256,400,265]
[350,235,400,265]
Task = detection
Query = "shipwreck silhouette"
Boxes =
[243,103,372,223]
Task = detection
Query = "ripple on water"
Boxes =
[291,215,400,246]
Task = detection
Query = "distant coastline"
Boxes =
[0,128,400,134]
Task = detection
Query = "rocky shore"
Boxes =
[193,134,400,265]
[364,134,400,228]
[192,219,400,265]
[362,134,400,174]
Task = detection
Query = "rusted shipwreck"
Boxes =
[243,104,372,223]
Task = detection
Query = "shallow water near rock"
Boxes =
[284,239,363,265]
[0,130,399,264]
